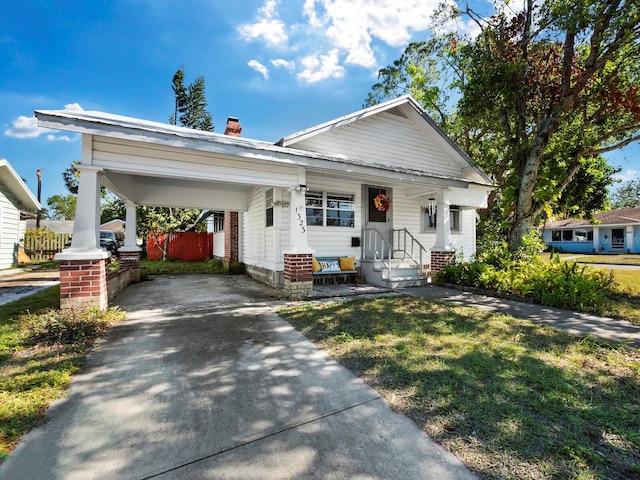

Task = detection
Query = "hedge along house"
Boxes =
[543,207,640,254]
[36,95,492,309]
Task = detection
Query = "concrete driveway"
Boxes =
[1,275,475,480]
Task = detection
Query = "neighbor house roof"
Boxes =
[25,220,74,233]
[0,159,41,211]
[546,207,640,228]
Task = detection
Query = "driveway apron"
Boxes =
[1,275,475,480]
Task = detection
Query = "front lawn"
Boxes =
[0,286,123,464]
[280,296,640,480]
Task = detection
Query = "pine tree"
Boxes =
[169,66,214,132]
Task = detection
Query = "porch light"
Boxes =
[298,184,309,193]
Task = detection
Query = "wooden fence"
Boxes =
[23,231,71,262]
[146,232,213,261]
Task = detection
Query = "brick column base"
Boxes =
[431,250,456,272]
[118,250,141,282]
[284,253,313,299]
[59,259,108,311]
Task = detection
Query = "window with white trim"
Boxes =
[422,205,461,233]
[265,189,274,228]
[305,191,354,227]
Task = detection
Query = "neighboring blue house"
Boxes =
[543,207,640,254]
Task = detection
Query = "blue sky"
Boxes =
[1,0,638,206]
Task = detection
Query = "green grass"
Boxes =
[140,258,229,277]
[280,296,640,480]
[0,287,123,464]
[549,254,640,266]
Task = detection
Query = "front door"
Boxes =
[611,228,625,249]
[364,186,392,258]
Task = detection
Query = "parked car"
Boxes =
[100,230,125,256]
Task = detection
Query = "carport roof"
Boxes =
[35,106,493,190]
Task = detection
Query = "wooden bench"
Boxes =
[313,256,358,285]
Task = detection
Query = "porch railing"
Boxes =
[392,228,430,274]
[361,227,392,279]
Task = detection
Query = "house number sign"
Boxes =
[296,207,306,233]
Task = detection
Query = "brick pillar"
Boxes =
[224,211,239,271]
[59,259,108,311]
[118,249,141,282]
[284,253,313,299]
[431,250,456,272]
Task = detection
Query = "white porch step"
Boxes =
[382,275,429,289]
[359,259,429,289]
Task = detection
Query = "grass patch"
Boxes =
[140,258,228,277]
[0,290,124,464]
[564,255,640,266]
[280,296,640,480]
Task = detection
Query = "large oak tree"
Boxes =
[367,0,640,247]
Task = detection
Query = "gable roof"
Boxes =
[0,159,41,211]
[277,95,492,185]
[547,207,640,228]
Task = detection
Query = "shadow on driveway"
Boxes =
[1,275,475,480]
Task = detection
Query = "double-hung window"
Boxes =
[265,189,274,227]
[423,205,461,233]
[305,191,354,227]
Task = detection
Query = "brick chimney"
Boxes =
[224,116,242,137]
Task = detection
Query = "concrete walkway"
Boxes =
[1,275,476,480]
[405,285,640,348]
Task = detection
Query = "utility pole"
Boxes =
[36,169,42,228]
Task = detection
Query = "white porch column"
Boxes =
[592,227,600,253]
[64,165,105,254]
[288,188,311,253]
[123,203,138,248]
[627,226,634,253]
[434,190,452,251]
[55,164,109,311]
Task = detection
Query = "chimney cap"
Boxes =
[227,116,239,122]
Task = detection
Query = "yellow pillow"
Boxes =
[312,257,322,272]
[339,256,356,271]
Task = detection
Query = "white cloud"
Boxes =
[270,58,295,71]
[614,169,639,183]
[46,134,76,142]
[4,115,42,139]
[302,0,439,68]
[297,49,345,83]
[4,103,84,140]
[238,0,288,46]
[248,59,269,79]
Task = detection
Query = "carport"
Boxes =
[35,112,314,310]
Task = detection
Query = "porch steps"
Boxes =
[360,259,430,289]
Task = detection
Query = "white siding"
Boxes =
[241,187,288,271]
[213,231,225,258]
[391,191,476,262]
[293,112,463,178]
[0,187,20,270]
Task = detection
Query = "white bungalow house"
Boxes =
[35,95,493,308]
[0,159,41,270]
[543,207,640,254]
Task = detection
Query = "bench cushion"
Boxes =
[339,256,356,271]
[312,257,322,272]
[319,259,341,272]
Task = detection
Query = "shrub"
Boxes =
[19,307,124,346]
[437,242,618,315]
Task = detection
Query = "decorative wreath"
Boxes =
[373,193,390,212]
